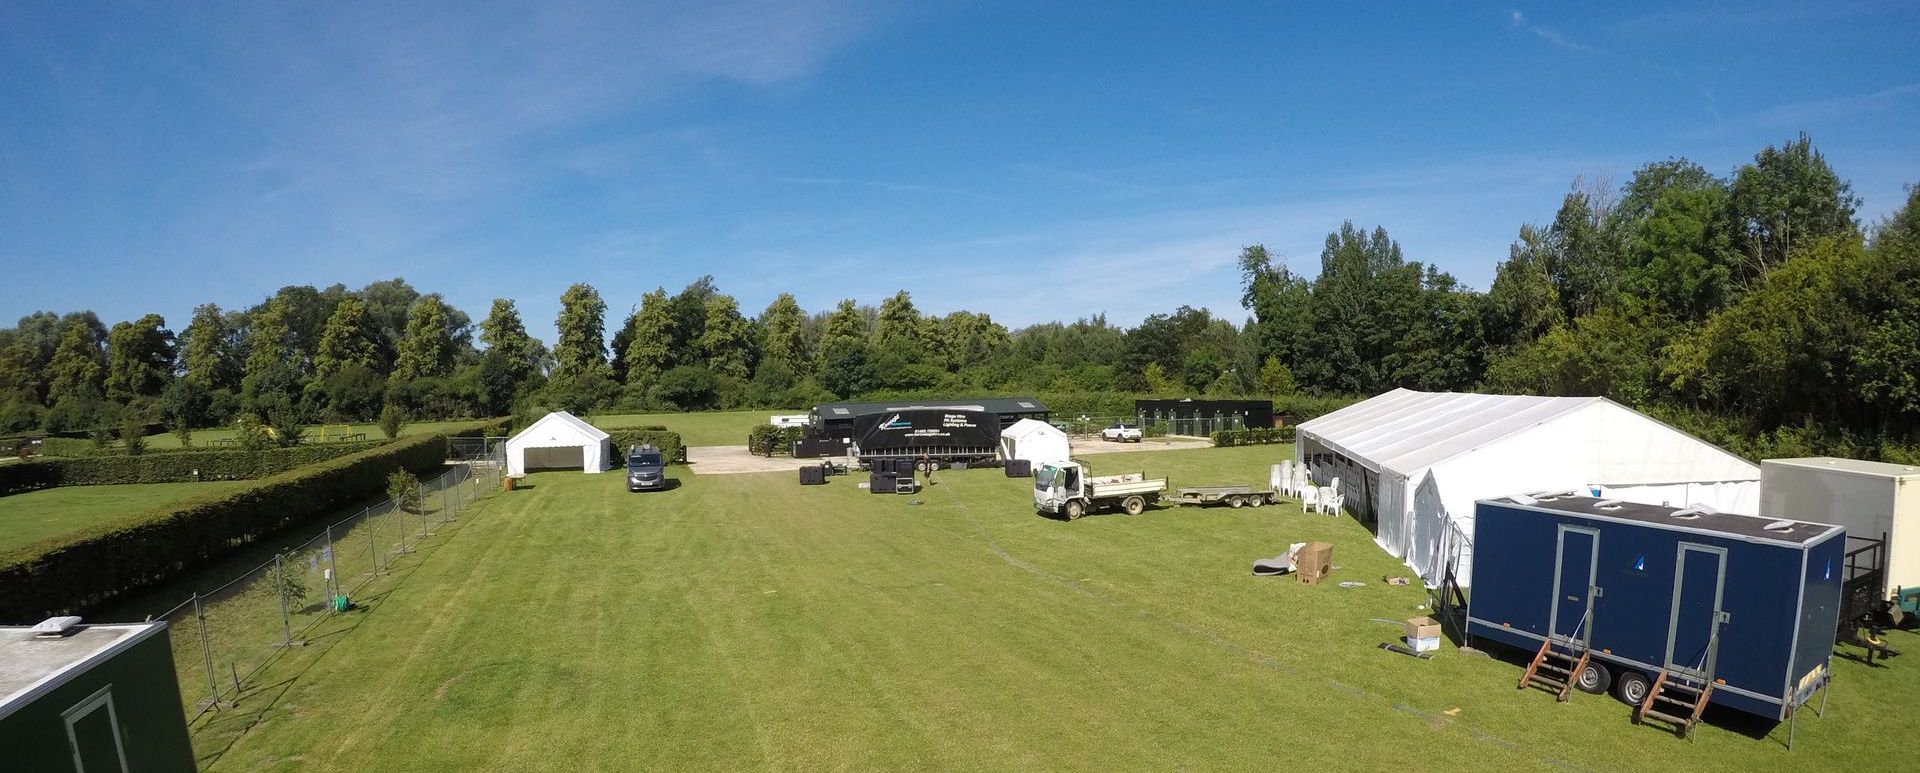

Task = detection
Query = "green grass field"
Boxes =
[136,420,489,451]
[588,410,771,446]
[0,481,253,553]
[202,446,1919,771]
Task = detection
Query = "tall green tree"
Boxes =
[180,303,240,391]
[758,293,809,369]
[1485,225,1564,349]
[478,298,541,380]
[621,289,674,387]
[392,295,458,380]
[1725,132,1860,284]
[553,283,611,379]
[1544,189,1618,319]
[815,299,868,371]
[46,320,107,405]
[1239,244,1313,371]
[104,313,175,403]
[358,278,421,369]
[872,290,928,358]
[698,295,755,379]
[314,297,378,381]
[666,276,718,368]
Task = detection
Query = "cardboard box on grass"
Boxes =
[1405,616,1441,651]
[1295,542,1333,585]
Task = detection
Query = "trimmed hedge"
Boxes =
[0,441,389,496]
[0,432,454,621]
[605,429,686,464]
[1211,427,1294,447]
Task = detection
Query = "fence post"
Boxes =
[193,592,225,711]
[418,483,429,539]
[325,524,338,610]
[368,506,381,574]
[273,554,292,646]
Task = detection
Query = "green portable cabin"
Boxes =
[0,620,195,772]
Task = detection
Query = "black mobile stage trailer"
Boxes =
[792,398,1050,458]
[847,409,1001,465]
[1466,494,1843,735]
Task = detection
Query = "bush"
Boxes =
[605,428,686,464]
[0,440,391,495]
[387,469,423,514]
[379,402,406,439]
[746,424,806,456]
[0,431,454,619]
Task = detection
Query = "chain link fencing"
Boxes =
[1053,414,1253,439]
[147,446,506,722]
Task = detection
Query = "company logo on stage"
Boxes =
[882,414,911,430]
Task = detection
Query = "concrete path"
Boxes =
[688,435,1217,475]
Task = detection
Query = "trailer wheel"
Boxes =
[1574,661,1612,694]
[1065,500,1086,521]
[1229,496,1246,508]
[1248,495,1265,508]
[1122,496,1145,516]
[1614,670,1650,706]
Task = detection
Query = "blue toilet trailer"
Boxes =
[1466,493,1844,738]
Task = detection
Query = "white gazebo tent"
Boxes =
[999,418,1071,467]
[1294,389,1760,587]
[505,411,612,476]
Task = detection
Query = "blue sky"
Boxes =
[3,1,1918,342]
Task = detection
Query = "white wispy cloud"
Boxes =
[1509,10,1593,52]
[1759,82,1920,126]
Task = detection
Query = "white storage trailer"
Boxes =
[1760,457,1920,596]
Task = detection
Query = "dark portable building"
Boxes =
[1466,494,1843,722]
[1134,399,1274,434]
[1,620,196,772]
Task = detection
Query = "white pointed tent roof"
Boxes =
[1002,418,1065,440]
[512,410,609,443]
[1297,388,1757,485]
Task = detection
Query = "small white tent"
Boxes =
[505,411,611,476]
[1000,419,1070,466]
[1295,389,1760,587]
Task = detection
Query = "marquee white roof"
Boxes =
[1297,388,1757,485]
[1001,418,1066,440]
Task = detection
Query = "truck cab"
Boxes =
[1035,459,1164,520]
[625,445,666,492]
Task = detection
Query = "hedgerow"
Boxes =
[0,431,457,620]
[0,441,389,496]
[605,428,686,464]
[1210,427,1294,447]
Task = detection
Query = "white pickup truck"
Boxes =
[1034,460,1166,520]
[1100,422,1143,442]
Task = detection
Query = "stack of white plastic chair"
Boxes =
[1293,469,1310,500]
[1271,462,1289,494]
[1300,484,1320,513]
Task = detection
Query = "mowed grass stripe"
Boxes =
[207,447,1917,771]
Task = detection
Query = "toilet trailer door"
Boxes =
[1666,543,1729,678]
[1550,525,1601,645]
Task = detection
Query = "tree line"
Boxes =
[3,132,1912,460]
[1241,133,1920,461]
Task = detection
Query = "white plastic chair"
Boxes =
[1318,486,1341,516]
[1271,463,1288,493]
[1301,485,1320,513]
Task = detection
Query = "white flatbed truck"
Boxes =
[1034,459,1166,519]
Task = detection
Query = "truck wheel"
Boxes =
[1574,661,1612,694]
[1614,670,1650,706]
[1122,496,1145,516]
[1248,495,1265,508]
[1229,496,1246,508]
[1065,500,1086,521]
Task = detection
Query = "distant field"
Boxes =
[589,410,771,446]
[0,481,253,553]
[138,420,488,451]
[202,444,1915,771]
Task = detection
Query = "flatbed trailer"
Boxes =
[1173,485,1277,508]
[1034,460,1167,519]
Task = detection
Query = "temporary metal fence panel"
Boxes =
[148,446,508,723]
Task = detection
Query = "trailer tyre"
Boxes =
[1613,670,1650,706]
[1065,500,1086,521]
[1248,495,1264,508]
[1574,661,1611,694]
[1122,496,1145,516]
[1229,496,1246,508]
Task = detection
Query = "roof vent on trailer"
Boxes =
[1528,489,1579,502]
[1763,520,1797,532]
[1594,499,1624,510]
[1510,494,1539,505]
[30,616,83,637]
[1669,504,1718,520]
